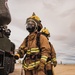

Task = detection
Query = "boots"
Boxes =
[47,70,53,75]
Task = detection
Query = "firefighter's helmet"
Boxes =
[26,12,43,31]
[40,27,50,37]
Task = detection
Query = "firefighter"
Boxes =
[40,27,57,75]
[14,13,51,75]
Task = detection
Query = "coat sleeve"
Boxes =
[17,38,27,58]
[40,34,51,64]
[50,44,56,59]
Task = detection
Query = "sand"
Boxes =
[9,63,75,75]
[54,64,75,75]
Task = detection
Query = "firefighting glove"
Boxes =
[38,62,45,71]
[14,54,20,60]
[52,58,57,67]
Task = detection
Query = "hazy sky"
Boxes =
[7,0,75,64]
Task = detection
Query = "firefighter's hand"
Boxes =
[38,62,45,71]
[53,60,57,67]
[52,58,57,67]
[14,54,20,60]
[20,46,28,53]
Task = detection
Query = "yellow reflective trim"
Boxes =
[41,55,48,61]
[41,56,48,58]
[26,48,40,54]
[52,58,56,61]
[22,61,40,70]
[41,58,47,61]
[31,48,39,50]
[27,49,39,52]
[45,61,51,64]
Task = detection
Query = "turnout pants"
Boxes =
[22,69,46,75]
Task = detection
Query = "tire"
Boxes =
[0,68,5,75]
[4,57,11,75]
[9,57,15,73]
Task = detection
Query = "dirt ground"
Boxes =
[9,63,75,75]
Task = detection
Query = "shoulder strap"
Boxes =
[36,32,41,49]
[49,42,53,59]
[25,32,41,52]
[36,33,52,51]
[25,36,28,47]
[25,33,41,48]
[49,42,52,51]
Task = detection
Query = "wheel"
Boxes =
[4,57,11,75]
[9,57,15,73]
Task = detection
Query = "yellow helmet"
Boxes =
[30,12,41,21]
[26,12,41,23]
[40,27,50,37]
[26,12,43,31]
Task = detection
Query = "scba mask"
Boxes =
[26,20,37,33]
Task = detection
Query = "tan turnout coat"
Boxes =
[17,32,56,75]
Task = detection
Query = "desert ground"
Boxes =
[9,63,75,75]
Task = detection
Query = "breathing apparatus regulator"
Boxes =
[26,12,43,33]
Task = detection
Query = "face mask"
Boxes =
[26,23,36,33]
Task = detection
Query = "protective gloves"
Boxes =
[52,58,57,67]
[14,54,20,60]
[14,47,28,60]
[53,60,57,67]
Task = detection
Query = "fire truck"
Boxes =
[0,0,15,75]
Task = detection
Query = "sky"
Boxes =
[7,0,75,64]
